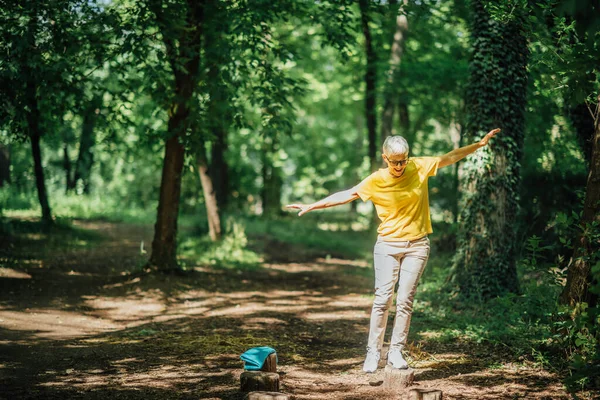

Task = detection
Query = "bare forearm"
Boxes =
[443,142,482,165]
[439,128,501,168]
[309,190,358,211]
[288,187,360,216]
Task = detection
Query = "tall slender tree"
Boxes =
[452,0,529,298]
[358,0,378,173]
[380,0,409,144]
[71,92,104,194]
[0,145,9,187]
[561,96,600,308]
[147,0,206,271]
[552,0,600,309]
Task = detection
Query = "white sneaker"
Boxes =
[387,348,408,369]
[362,349,380,373]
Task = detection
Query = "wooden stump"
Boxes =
[245,391,289,400]
[240,371,280,393]
[408,388,443,400]
[382,365,414,390]
[260,353,277,373]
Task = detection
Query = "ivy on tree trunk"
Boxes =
[452,0,528,299]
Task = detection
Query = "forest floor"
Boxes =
[0,217,589,399]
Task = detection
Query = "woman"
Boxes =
[287,128,500,373]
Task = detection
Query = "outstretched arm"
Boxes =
[438,128,501,168]
[287,186,360,216]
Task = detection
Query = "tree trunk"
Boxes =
[261,138,282,216]
[453,0,528,299]
[26,80,53,225]
[24,0,52,225]
[206,77,230,210]
[210,127,229,209]
[381,0,408,144]
[449,119,462,224]
[149,0,205,272]
[561,95,600,308]
[30,127,52,224]
[398,98,410,137]
[63,144,75,192]
[197,145,222,242]
[358,0,378,172]
[568,102,595,163]
[203,6,231,211]
[73,93,102,194]
[0,145,9,187]
[150,134,187,270]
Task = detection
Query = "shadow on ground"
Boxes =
[0,218,575,400]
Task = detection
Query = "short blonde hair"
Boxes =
[382,136,409,156]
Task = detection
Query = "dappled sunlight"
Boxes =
[0,272,372,344]
[205,301,310,317]
[281,365,382,399]
[83,291,166,322]
[0,267,32,279]
[244,317,288,329]
[1,218,580,399]
[315,257,369,268]
[324,356,363,367]
[265,261,368,274]
[101,276,142,289]
[0,309,121,339]
[39,362,207,391]
[441,368,567,399]
[301,309,369,321]
[266,262,336,273]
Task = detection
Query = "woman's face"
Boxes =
[383,153,409,177]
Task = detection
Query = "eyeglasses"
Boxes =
[386,156,409,167]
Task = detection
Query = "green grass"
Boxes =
[411,250,562,367]
[240,212,374,260]
[1,188,156,224]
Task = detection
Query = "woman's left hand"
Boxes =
[479,128,501,147]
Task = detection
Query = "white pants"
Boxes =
[367,235,430,352]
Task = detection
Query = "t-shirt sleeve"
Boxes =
[356,173,377,202]
[415,157,441,178]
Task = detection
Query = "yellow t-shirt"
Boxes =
[357,157,440,241]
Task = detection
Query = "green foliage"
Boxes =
[0,0,115,138]
[554,302,600,391]
[419,245,560,349]
[0,186,155,224]
[516,209,600,392]
[179,218,262,270]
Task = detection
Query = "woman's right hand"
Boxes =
[286,204,313,216]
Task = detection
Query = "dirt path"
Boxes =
[0,220,577,399]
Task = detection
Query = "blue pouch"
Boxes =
[240,346,277,371]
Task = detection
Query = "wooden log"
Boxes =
[240,371,280,393]
[245,391,290,400]
[260,353,277,373]
[382,365,414,390]
[408,388,443,400]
